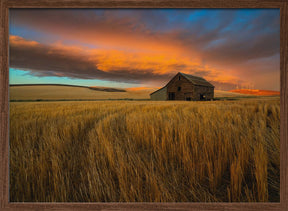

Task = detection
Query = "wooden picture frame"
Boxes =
[1,0,287,210]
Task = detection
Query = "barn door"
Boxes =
[184,92,193,101]
[168,92,175,100]
[200,94,206,100]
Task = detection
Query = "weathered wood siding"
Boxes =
[193,85,214,100]
[166,73,194,100]
[150,86,167,101]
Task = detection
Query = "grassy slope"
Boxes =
[9,85,150,100]
[10,85,254,101]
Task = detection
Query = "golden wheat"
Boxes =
[9,98,280,202]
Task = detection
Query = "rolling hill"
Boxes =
[9,84,152,101]
[9,84,267,101]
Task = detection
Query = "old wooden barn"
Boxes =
[150,72,214,101]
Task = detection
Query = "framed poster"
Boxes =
[1,0,287,210]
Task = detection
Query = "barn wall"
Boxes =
[193,86,214,100]
[150,87,167,101]
[166,73,194,100]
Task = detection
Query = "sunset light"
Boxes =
[8,8,281,203]
[9,9,280,91]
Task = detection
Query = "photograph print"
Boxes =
[9,9,280,202]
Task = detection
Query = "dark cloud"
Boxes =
[9,36,172,84]
[174,10,280,65]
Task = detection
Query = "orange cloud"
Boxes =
[9,35,247,89]
[230,89,280,96]
[9,35,39,46]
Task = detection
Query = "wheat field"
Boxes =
[9,98,280,202]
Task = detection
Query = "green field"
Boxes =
[10,98,280,202]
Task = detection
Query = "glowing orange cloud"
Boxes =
[9,35,247,88]
[10,35,39,47]
[230,89,280,96]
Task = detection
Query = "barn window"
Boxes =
[178,76,181,80]
[178,86,181,91]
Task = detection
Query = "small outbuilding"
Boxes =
[150,72,214,101]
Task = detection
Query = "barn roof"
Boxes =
[149,86,167,95]
[150,72,214,95]
[180,72,214,88]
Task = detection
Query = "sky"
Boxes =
[9,9,280,91]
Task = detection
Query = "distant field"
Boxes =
[10,85,256,101]
[10,98,280,202]
[9,85,152,100]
